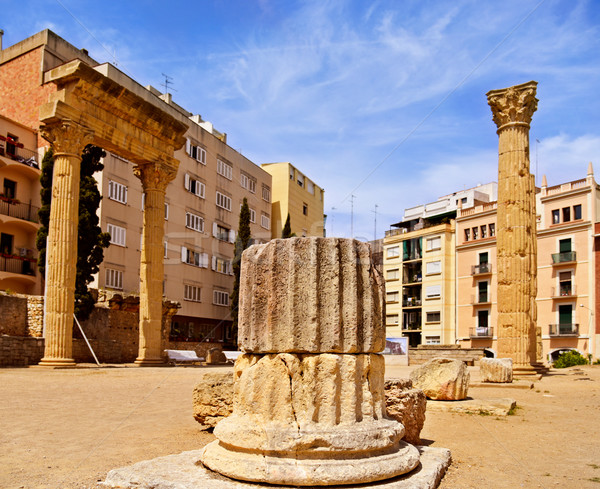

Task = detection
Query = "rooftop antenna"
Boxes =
[330,206,336,236]
[161,73,176,94]
[372,204,378,241]
[350,194,356,238]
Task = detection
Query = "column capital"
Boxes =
[133,159,178,193]
[40,119,94,156]
[486,81,538,131]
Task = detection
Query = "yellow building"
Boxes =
[456,165,599,362]
[261,162,325,238]
[0,114,42,295]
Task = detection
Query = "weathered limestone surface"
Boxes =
[238,237,385,353]
[487,81,539,373]
[427,397,516,416]
[410,358,470,401]
[385,379,427,445]
[104,446,451,489]
[193,372,234,429]
[206,347,228,365]
[480,357,513,383]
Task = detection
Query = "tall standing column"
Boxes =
[39,120,93,367]
[133,161,177,366]
[487,81,539,375]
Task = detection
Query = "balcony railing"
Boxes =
[0,254,37,276]
[402,274,422,284]
[552,251,576,264]
[0,198,40,223]
[471,263,492,275]
[469,327,493,338]
[549,324,579,336]
[403,324,421,331]
[551,286,576,298]
[471,293,491,304]
[402,298,422,307]
[0,143,40,168]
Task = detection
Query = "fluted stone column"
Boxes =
[39,120,93,367]
[487,81,539,374]
[133,161,177,366]
[201,238,420,486]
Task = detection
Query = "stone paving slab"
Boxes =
[102,446,451,489]
[470,381,534,390]
[427,397,516,416]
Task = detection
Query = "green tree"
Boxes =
[36,145,111,321]
[230,197,252,346]
[281,213,292,238]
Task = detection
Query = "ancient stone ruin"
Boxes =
[200,237,421,486]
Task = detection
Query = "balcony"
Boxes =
[549,324,579,337]
[0,141,40,169]
[552,251,576,265]
[0,254,37,276]
[0,197,40,223]
[551,286,576,299]
[402,323,421,332]
[471,293,491,305]
[469,327,493,338]
[402,297,422,308]
[471,263,492,275]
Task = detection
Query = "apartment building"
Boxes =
[261,162,325,238]
[0,114,42,294]
[456,165,599,361]
[0,29,297,344]
[383,183,496,346]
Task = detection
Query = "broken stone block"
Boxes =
[205,347,227,365]
[385,379,427,445]
[192,372,234,429]
[480,357,513,383]
[410,357,470,400]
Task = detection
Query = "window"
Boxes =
[184,284,201,302]
[262,184,271,202]
[479,252,489,265]
[472,227,478,240]
[307,180,314,194]
[240,173,256,193]
[387,246,400,258]
[480,225,487,239]
[426,311,441,323]
[426,236,441,251]
[105,268,123,289]
[185,212,204,232]
[386,268,400,280]
[297,173,304,187]
[184,174,205,198]
[425,285,441,299]
[562,207,571,222]
[478,310,489,328]
[212,256,232,274]
[213,290,230,306]
[249,208,256,223]
[559,238,572,253]
[574,204,582,220]
[186,139,206,164]
[403,238,422,261]
[425,336,441,345]
[261,213,271,230]
[213,223,235,242]
[107,223,126,247]
[3,179,16,199]
[478,281,489,303]
[108,180,127,204]
[386,314,399,325]
[0,232,13,254]
[386,291,399,303]
[217,159,233,180]
[181,247,208,268]
[559,271,572,296]
[303,203,308,216]
[216,191,232,211]
[464,229,470,241]
[489,223,495,237]
[426,260,441,275]
[6,133,17,157]
[552,209,560,224]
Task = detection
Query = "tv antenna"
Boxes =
[161,73,176,94]
[371,204,378,240]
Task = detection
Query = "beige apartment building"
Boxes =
[383,183,496,347]
[456,165,600,362]
[261,162,325,238]
[0,114,42,295]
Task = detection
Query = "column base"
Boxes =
[134,357,166,367]
[38,358,76,368]
[512,364,545,379]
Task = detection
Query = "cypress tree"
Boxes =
[281,213,292,238]
[36,145,111,321]
[230,197,252,346]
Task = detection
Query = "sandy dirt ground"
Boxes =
[1,363,599,489]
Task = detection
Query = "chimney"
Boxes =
[0,30,4,51]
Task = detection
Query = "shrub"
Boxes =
[553,350,588,369]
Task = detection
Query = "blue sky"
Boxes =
[3,0,600,240]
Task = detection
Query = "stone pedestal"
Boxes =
[38,120,93,367]
[200,238,420,486]
[487,82,540,374]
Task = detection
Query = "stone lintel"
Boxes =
[486,80,538,131]
[40,59,188,166]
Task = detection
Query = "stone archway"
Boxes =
[38,61,188,366]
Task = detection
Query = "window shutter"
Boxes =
[185,138,191,155]
[229,230,236,243]
[202,253,208,268]
[195,181,202,197]
[124,187,128,204]
[212,222,218,237]
[181,246,187,263]
[184,173,190,190]
[211,255,217,271]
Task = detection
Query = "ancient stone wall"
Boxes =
[0,336,44,366]
[26,295,44,337]
[409,346,486,366]
[0,293,29,336]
